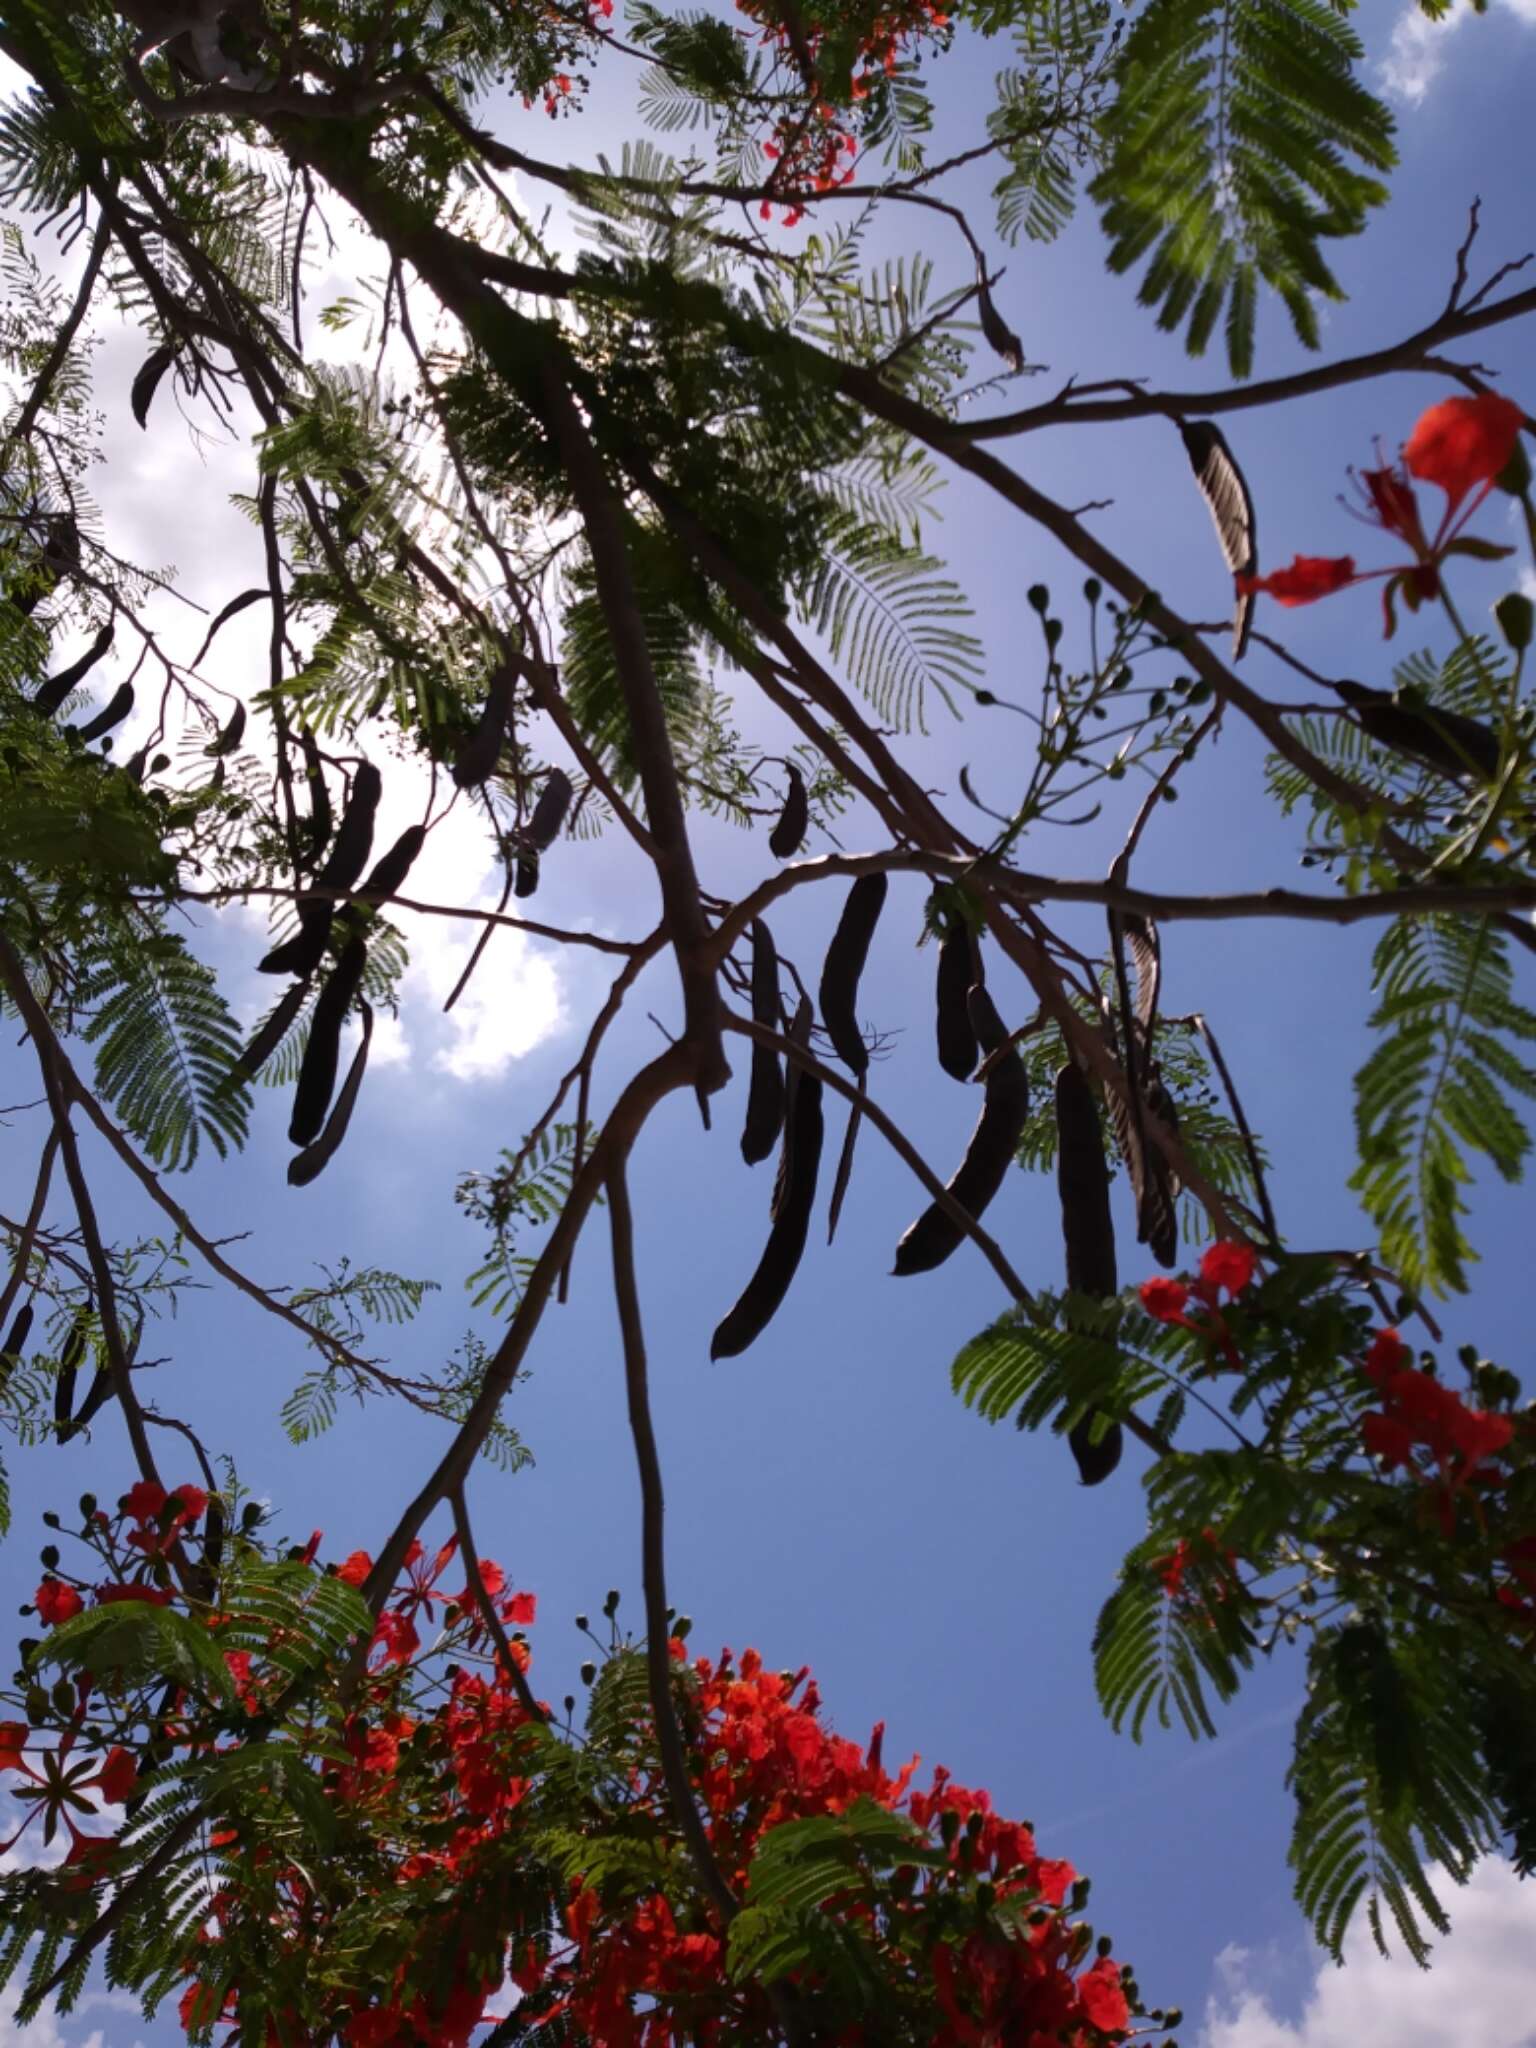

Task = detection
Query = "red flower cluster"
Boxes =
[1238,391,1525,634]
[1137,1241,1257,1369]
[1359,1328,1514,1530]
[9,1487,1147,2047]
[1152,1526,1239,1606]
[734,0,950,224]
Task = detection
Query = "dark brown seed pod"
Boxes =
[233,979,310,1083]
[300,728,332,861]
[1055,1062,1117,1299]
[258,903,332,979]
[206,700,247,758]
[53,1304,90,1432]
[976,267,1024,372]
[741,920,786,1167]
[768,763,808,859]
[1330,678,1500,783]
[32,622,114,717]
[73,681,134,745]
[1180,420,1256,661]
[528,768,573,851]
[514,852,540,899]
[261,762,381,975]
[1068,1412,1123,1486]
[60,1363,115,1444]
[288,1002,372,1186]
[712,1013,824,1360]
[0,1302,33,1396]
[819,874,886,1077]
[453,663,517,790]
[355,824,425,912]
[1140,1067,1182,1267]
[131,343,178,430]
[200,1496,226,1577]
[288,936,368,1147]
[315,762,381,895]
[936,927,979,1081]
[894,985,1028,1275]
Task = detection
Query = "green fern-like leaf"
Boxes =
[79,919,250,1170]
[1091,0,1396,374]
[1350,915,1536,1296]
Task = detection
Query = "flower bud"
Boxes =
[42,1512,60,1530]
[580,1661,596,1686]
[603,1588,621,1616]
[39,1546,59,1570]
[575,1614,589,1632]
[1495,590,1533,652]
[1027,583,1049,613]
[78,1494,96,1520]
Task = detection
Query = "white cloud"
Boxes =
[1202,1857,1536,2048]
[1378,5,1467,104]
[1381,0,1536,103]
[0,1992,104,2048]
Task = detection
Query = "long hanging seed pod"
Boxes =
[352,824,425,914]
[32,622,114,717]
[894,985,1029,1275]
[819,875,886,1076]
[1105,906,1179,1270]
[205,699,247,758]
[740,920,786,1166]
[259,761,381,976]
[130,344,178,429]
[768,763,808,858]
[1055,1060,1123,1485]
[1329,677,1501,783]
[1180,419,1256,660]
[936,926,980,1081]
[233,979,309,1084]
[712,1002,824,1360]
[53,1302,91,1435]
[452,663,517,789]
[288,1001,373,1186]
[1056,1062,1117,1298]
[300,728,332,864]
[0,1302,33,1398]
[288,936,368,1147]
[514,852,540,899]
[1068,1412,1123,1486]
[72,681,134,745]
[528,768,573,850]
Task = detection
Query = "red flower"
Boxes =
[94,1746,138,1805]
[456,1558,505,1606]
[1363,1327,1409,1385]
[1404,392,1526,511]
[34,1579,84,1626]
[1237,554,1358,607]
[336,1551,373,1587]
[1139,1277,1190,1321]
[1200,1241,1257,1297]
[123,1480,167,1524]
[1361,1410,1416,1471]
[1079,1956,1130,2033]
[94,1582,174,1606]
[168,1485,209,1523]
[503,1590,537,1626]
[0,1722,28,1771]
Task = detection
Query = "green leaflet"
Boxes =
[79,920,251,1172]
[1288,1620,1497,1961]
[729,1797,938,1988]
[1351,914,1536,1297]
[1091,0,1396,374]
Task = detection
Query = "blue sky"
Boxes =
[4,0,1536,2040]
